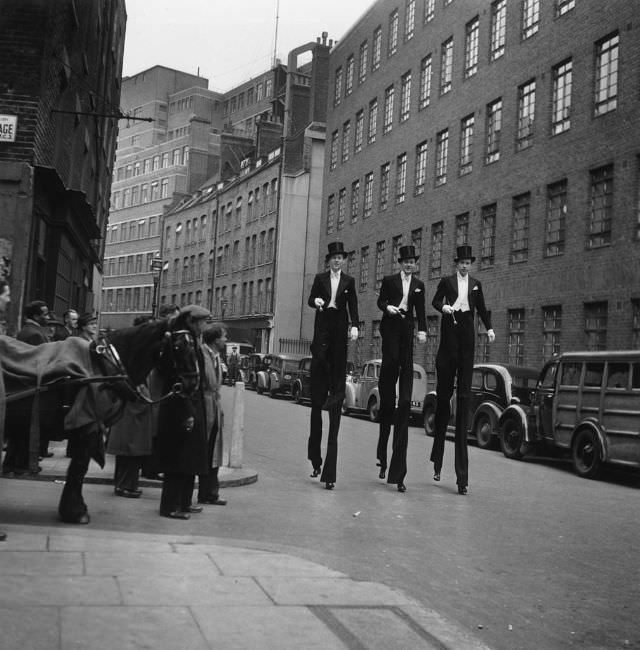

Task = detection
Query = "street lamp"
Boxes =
[150,253,164,318]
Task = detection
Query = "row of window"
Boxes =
[164,253,211,286]
[223,77,274,117]
[216,178,278,234]
[333,0,575,106]
[212,279,273,318]
[164,215,209,250]
[101,286,153,314]
[104,251,162,277]
[114,146,189,182]
[107,216,159,244]
[161,291,207,312]
[215,229,276,276]
[330,31,619,175]
[111,179,170,210]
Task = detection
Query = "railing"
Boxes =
[279,338,312,356]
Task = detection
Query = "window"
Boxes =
[585,302,608,350]
[333,67,343,106]
[455,213,469,249]
[418,55,432,109]
[551,59,572,135]
[414,141,428,195]
[522,0,540,39]
[265,79,273,97]
[354,110,364,154]
[326,194,335,235]
[429,222,443,278]
[511,193,530,263]
[594,33,619,116]
[435,129,448,186]
[480,204,497,268]
[383,85,395,134]
[122,188,130,208]
[330,130,339,170]
[182,146,189,165]
[476,312,492,363]
[379,162,390,211]
[510,85,533,150]
[508,309,525,365]
[424,0,435,23]
[395,153,407,204]
[161,152,169,168]
[368,98,378,144]
[350,180,360,223]
[399,71,411,122]
[588,165,613,248]
[358,41,368,84]
[485,98,502,163]
[345,56,354,96]
[372,26,382,71]
[440,37,453,95]
[392,235,403,272]
[337,188,346,231]
[341,121,351,163]
[556,0,575,17]
[405,0,416,41]
[464,16,479,78]
[490,0,506,61]
[542,306,562,359]
[375,240,386,289]
[160,178,169,199]
[545,180,567,256]
[359,246,370,291]
[459,114,474,175]
[152,155,160,171]
[363,172,374,219]
[411,228,422,274]
[388,10,399,57]
[131,186,139,205]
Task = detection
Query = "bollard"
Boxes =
[229,381,244,468]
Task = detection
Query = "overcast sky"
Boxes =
[123,0,374,92]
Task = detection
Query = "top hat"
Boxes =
[78,312,98,328]
[398,245,419,262]
[454,245,475,263]
[325,241,347,260]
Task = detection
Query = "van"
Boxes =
[498,351,640,478]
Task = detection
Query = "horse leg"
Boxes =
[58,426,94,524]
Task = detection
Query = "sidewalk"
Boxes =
[0,524,491,650]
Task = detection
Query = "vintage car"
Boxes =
[343,359,427,422]
[244,353,270,391]
[422,363,539,449]
[498,351,640,478]
[257,353,306,398]
[291,356,313,404]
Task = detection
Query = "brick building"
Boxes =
[0,0,125,333]
[320,0,640,380]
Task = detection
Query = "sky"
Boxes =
[122,0,374,92]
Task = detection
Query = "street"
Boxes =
[3,386,640,649]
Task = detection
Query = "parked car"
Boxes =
[498,350,640,479]
[244,353,270,391]
[257,353,306,398]
[291,356,313,404]
[224,354,249,385]
[422,363,539,449]
[343,359,427,423]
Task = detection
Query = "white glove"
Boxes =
[386,305,400,315]
[417,331,427,343]
[349,327,359,341]
[487,328,495,343]
[442,305,453,315]
[314,297,325,309]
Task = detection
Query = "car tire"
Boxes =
[367,397,379,423]
[423,403,435,437]
[341,403,351,416]
[256,382,264,395]
[572,428,603,479]
[292,384,302,404]
[499,415,525,460]
[474,413,494,450]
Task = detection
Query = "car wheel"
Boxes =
[292,384,301,404]
[423,404,435,437]
[341,403,351,416]
[572,428,603,479]
[474,413,494,450]
[256,382,264,395]
[500,415,525,460]
[367,397,379,423]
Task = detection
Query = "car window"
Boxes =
[283,360,299,372]
[560,362,581,386]
[471,370,483,390]
[606,362,629,389]
[584,362,604,388]
[539,362,556,390]
[632,363,640,390]
[302,359,311,371]
[376,365,381,379]
[485,372,498,392]
[365,364,375,378]
[413,369,420,380]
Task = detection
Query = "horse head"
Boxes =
[156,324,200,397]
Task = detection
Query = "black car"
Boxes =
[291,356,313,404]
[244,353,270,391]
[422,363,539,449]
[257,353,306,398]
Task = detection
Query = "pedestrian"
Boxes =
[307,241,359,490]
[0,279,10,541]
[375,245,427,492]
[47,313,68,342]
[227,346,240,385]
[197,323,228,506]
[430,245,495,495]
[16,300,50,344]
[76,312,98,342]
[155,304,210,519]
[62,309,79,338]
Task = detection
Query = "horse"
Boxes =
[0,312,200,524]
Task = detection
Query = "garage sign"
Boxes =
[0,115,17,142]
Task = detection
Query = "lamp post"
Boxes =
[221,299,228,319]
[150,254,164,318]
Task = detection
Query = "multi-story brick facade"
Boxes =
[0,0,124,333]
[321,0,640,379]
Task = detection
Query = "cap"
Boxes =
[180,304,211,320]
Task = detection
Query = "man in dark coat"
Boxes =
[16,300,50,345]
[376,245,426,492]
[307,241,359,490]
[0,279,10,541]
[430,245,495,495]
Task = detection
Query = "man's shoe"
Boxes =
[185,505,203,513]
[198,496,227,506]
[325,482,334,490]
[433,472,441,482]
[397,482,406,493]
[310,466,321,478]
[161,510,190,520]
[114,488,141,498]
[458,485,468,495]
[377,462,386,479]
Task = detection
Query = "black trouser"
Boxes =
[160,473,195,514]
[197,467,220,501]
[430,311,474,487]
[308,309,348,483]
[114,455,144,492]
[377,318,414,484]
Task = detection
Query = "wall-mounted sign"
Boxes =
[0,115,18,142]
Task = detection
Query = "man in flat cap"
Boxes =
[430,245,495,495]
[376,245,426,493]
[76,313,99,342]
[307,241,359,490]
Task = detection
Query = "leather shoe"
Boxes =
[325,482,334,490]
[377,462,386,479]
[310,467,321,478]
[433,472,441,482]
[397,482,406,493]
[161,510,190,520]
[185,505,203,513]
[114,488,141,498]
[458,485,468,495]
[0,531,6,541]
[198,496,227,505]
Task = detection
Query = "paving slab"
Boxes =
[0,550,82,576]
[210,551,346,577]
[0,575,121,607]
[0,606,60,650]
[83,551,219,576]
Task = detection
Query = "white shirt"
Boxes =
[328,270,341,308]
[398,272,411,312]
[452,273,470,312]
